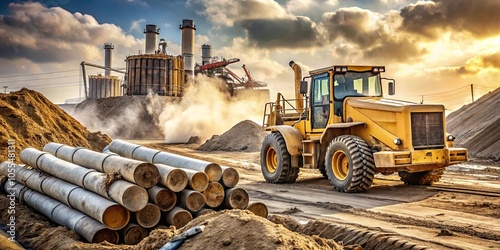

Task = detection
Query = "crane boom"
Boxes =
[198,58,240,71]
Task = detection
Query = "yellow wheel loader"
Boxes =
[260,61,468,192]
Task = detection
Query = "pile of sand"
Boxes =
[74,95,173,140]
[0,88,110,162]
[198,120,268,152]
[447,88,500,160]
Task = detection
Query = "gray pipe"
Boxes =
[134,203,161,228]
[183,168,209,192]
[43,143,159,188]
[220,166,239,188]
[120,223,147,245]
[202,182,225,208]
[108,139,222,182]
[155,163,188,192]
[1,179,119,243]
[0,163,129,230]
[246,202,268,218]
[165,206,192,228]
[179,189,206,212]
[223,187,249,209]
[148,186,177,212]
[22,147,148,212]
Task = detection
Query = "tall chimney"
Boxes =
[180,19,196,76]
[159,39,167,54]
[103,43,114,76]
[201,44,211,65]
[144,24,159,54]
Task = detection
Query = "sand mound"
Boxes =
[198,120,268,152]
[178,209,342,250]
[74,95,174,140]
[447,88,500,160]
[0,88,110,162]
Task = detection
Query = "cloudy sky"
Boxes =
[0,0,499,111]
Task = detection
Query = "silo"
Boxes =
[125,54,185,97]
[179,19,196,76]
[88,75,121,99]
[144,25,159,54]
[201,44,211,65]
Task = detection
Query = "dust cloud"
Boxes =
[158,75,267,143]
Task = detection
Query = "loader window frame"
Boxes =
[311,73,330,129]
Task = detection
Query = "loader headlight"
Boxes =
[447,135,455,141]
[393,138,402,145]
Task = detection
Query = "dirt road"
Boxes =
[145,142,500,250]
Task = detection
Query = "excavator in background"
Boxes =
[195,58,267,96]
[260,61,468,192]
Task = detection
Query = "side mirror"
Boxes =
[299,81,308,95]
[388,81,395,95]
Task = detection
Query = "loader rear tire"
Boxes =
[398,168,444,185]
[260,133,299,183]
[325,135,375,192]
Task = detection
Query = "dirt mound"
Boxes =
[74,95,174,139]
[0,88,110,162]
[447,87,500,160]
[178,209,342,250]
[198,120,268,152]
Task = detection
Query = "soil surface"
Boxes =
[0,88,110,162]
[142,142,500,250]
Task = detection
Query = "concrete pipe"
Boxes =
[22,148,148,211]
[165,206,192,228]
[148,186,177,212]
[184,168,209,192]
[21,148,94,187]
[40,176,80,206]
[43,143,159,189]
[3,180,119,243]
[44,143,114,172]
[2,163,129,230]
[108,139,222,182]
[134,203,161,228]
[223,188,249,209]
[121,223,147,245]
[108,180,149,212]
[179,189,206,212]
[202,182,225,208]
[220,166,239,188]
[155,164,188,192]
[246,202,269,218]
[68,187,129,230]
[194,208,215,218]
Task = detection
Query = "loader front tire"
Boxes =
[260,133,299,183]
[325,135,375,192]
[398,168,444,185]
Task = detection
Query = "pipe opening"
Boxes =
[122,185,149,212]
[156,189,177,212]
[102,205,130,230]
[190,172,209,192]
[166,169,188,192]
[205,163,222,182]
[133,163,160,188]
[221,167,239,188]
[92,228,119,244]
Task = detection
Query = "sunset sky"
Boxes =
[0,0,499,112]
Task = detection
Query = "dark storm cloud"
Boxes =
[0,2,141,63]
[400,0,500,39]
[239,16,323,48]
[321,7,425,62]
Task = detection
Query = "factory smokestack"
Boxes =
[144,24,159,54]
[201,44,211,65]
[159,39,167,54]
[103,43,114,76]
[180,19,196,76]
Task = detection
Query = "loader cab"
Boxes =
[309,66,384,124]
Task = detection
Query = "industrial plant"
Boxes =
[81,19,267,99]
